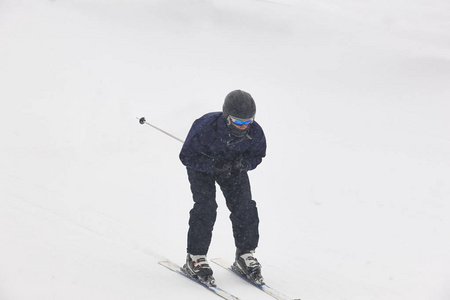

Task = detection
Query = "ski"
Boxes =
[211,258,299,300]
[158,260,241,300]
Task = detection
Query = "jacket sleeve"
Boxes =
[179,122,216,173]
[245,126,267,171]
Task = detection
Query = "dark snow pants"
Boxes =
[186,168,260,255]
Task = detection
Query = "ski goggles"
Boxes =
[229,116,254,126]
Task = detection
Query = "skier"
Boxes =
[179,90,267,286]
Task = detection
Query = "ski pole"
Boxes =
[137,117,185,143]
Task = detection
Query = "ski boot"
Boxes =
[232,249,265,285]
[182,254,216,287]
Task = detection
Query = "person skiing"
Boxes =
[179,90,267,286]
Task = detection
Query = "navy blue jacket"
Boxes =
[180,112,266,173]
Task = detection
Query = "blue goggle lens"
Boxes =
[231,118,253,126]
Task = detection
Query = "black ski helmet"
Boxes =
[222,90,256,120]
[222,90,256,137]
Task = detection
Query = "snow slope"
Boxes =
[1,0,450,299]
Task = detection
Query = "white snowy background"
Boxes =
[1,0,449,299]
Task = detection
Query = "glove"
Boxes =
[232,155,249,171]
[212,156,232,173]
